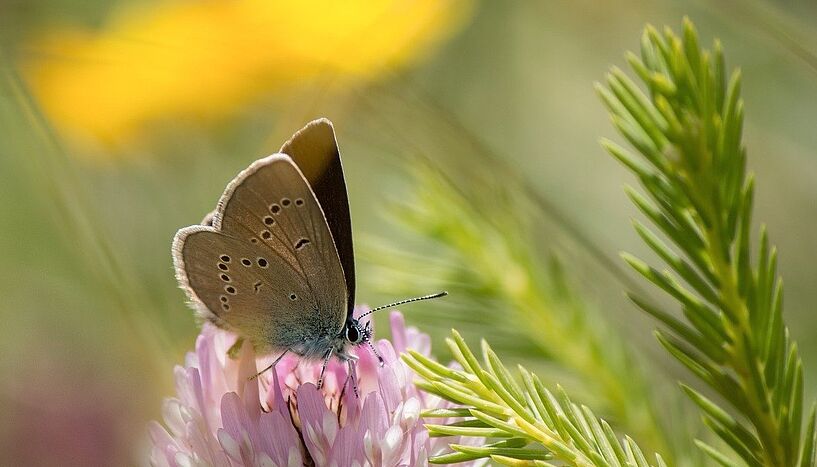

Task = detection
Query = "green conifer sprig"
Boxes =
[597,18,817,466]
[365,164,696,463]
[403,330,666,466]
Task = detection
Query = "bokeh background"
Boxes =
[1,1,816,465]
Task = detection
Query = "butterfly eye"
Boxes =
[345,325,362,344]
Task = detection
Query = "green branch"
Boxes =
[364,164,698,464]
[403,330,667,466]
[599,18,817,466]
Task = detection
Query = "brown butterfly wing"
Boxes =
[173,154,348,354]
[280,119,356,316]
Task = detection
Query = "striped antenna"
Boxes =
[357,291,448,319]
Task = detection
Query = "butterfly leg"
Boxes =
[362,321,385,367]
[248,348,289,381]
[316,346,334,390]
[366,340,385,367]
[344,359,360,399]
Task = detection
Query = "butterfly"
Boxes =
[172,118,445,391]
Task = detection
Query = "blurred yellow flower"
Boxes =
[22,0,471,145]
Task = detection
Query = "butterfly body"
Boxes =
[288,316,371,362]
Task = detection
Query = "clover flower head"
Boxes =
[149,309,485,466]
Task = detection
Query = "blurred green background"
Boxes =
[1,0,816,465]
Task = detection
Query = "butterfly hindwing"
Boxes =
[174,228,315,349]
[173,154,348,354]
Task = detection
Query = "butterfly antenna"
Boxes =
[357,291,448,319]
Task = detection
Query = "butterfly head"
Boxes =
[339,317,383,366]
[344,318,371,346]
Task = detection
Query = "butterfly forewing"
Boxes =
[280,119,356,316]
[173,154,348,354]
